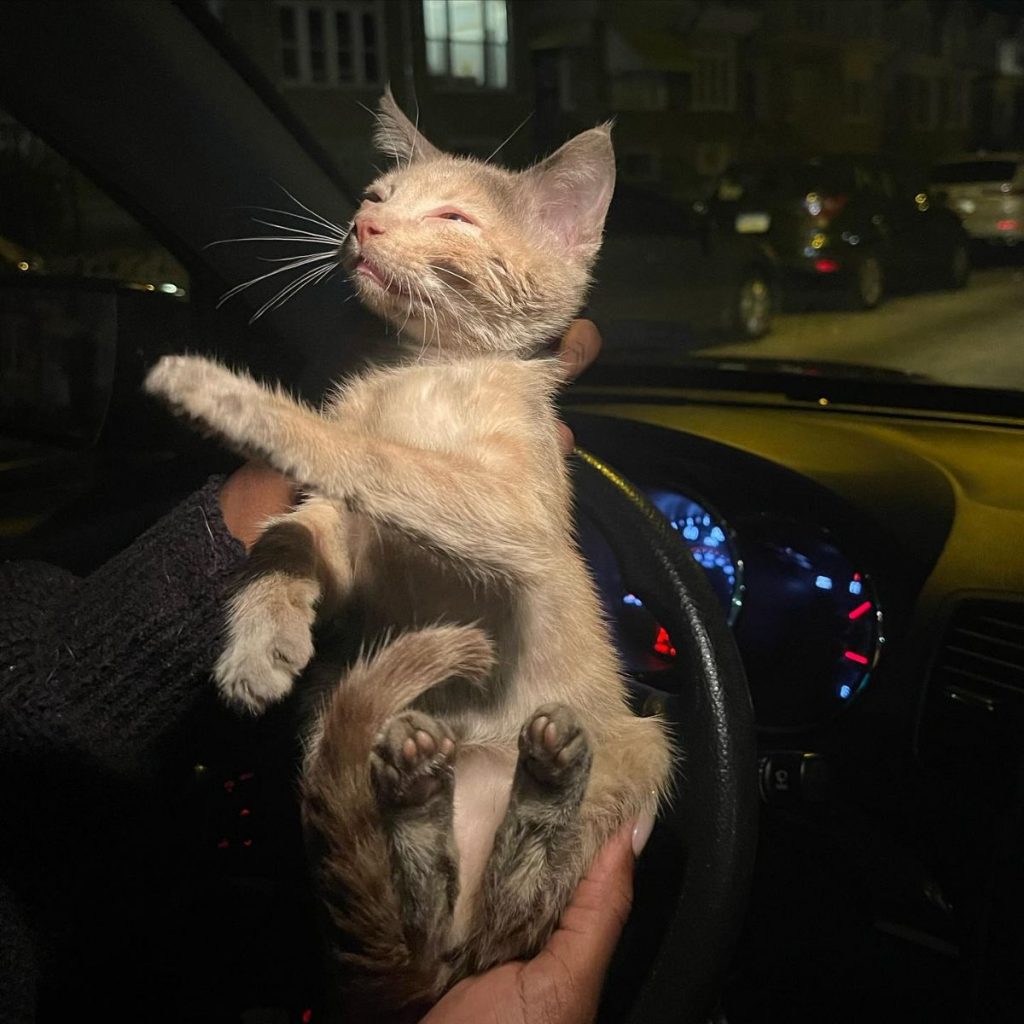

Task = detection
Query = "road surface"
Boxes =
[698,265,1024,391]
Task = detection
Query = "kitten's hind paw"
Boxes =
[371,710,457,808]
[518,703,592,789]
[214,575,318,714]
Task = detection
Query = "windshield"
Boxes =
[11,0,1024,404]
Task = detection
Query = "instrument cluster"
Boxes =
[579,486,884,732]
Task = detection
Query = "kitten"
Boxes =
[144,91,671,1018]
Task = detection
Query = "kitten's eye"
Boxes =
[363,191,383,203]
[440,212,469,222]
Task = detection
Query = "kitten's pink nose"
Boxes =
[357,217,384,247]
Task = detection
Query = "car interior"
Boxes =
[1,3,1022,1023]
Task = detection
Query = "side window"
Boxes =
[0,106,188,290]
[0,103,189,450]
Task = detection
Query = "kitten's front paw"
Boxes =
[518,703,592,789]
[144,355,253,433]
[371,710,457,808]
[214,575,318,714]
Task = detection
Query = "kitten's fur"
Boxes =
[145,93,671,1017]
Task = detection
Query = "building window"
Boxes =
[691,42,736,113]
[423,0,509,89]
[276,1,384,87]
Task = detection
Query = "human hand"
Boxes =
[219,459,297,550]
[555,319,602,455]
[419,814,654,1024]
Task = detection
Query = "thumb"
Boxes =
[541,813,653,987]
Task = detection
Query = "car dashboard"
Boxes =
[565,390,1024,1022]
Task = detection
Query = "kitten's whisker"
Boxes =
[427,264,475,290]
[253,262,332,319]
[249,261,334,323]
[250,218,349,245]
[410,100,422,171]
[484,111,533,165]
[269,180,352,236]
[255,249,340,264]
[217,251,339,307]
[208,235,345,249]
[242,204,350,236]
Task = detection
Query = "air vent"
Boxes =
[918,597,1024,759]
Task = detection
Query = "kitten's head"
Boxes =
[343,90,614,359]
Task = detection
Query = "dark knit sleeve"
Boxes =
[0,475,246,770]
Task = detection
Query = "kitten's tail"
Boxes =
[303,623,495,774]
[300,624,494,1011]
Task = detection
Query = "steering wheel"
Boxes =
[571,449,758,1024]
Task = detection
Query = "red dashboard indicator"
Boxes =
[848,600,873,620]
[653,626,677,658]
[843,650,869,665]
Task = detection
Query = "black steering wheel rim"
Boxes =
[571,449,758,1024]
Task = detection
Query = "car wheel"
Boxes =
[945,242,970,290]
[849,254,884,310]
[730,269,772,339]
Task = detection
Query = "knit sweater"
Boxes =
[0,477,250,1022]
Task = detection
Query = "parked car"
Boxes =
[930,152,1024,247]
[592,183,778,344]
[708,156,971,309]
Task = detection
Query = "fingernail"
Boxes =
[632,811,655,856]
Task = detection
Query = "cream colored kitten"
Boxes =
[144,92,671,1019]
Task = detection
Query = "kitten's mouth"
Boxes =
[355,256,408,298]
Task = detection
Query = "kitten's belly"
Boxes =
[451,745,516,940]
[354,523,515,641]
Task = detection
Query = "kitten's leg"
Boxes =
[460,708,669,974]
[301,627,493,1011]
[458,702,593,970]
[144,355,308,461]
[371,710,460,952]
[216,497,353,713]
[145,355,560,583]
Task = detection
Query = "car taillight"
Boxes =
[805,192,849,225]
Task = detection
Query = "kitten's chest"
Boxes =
[333,365,488,449]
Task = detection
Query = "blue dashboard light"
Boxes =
[815,575,833,590]
[623,593,644,607]
[839,684,852,699]
[849,580,863,595]
[683,524,700,541]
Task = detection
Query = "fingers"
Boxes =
[555,320,602,455]
[557,319,602,382]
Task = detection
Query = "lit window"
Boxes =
[276,1,384,87]
[423,0,509,89]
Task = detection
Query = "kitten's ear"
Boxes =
[525,124,615,256]
[373,86,442,164]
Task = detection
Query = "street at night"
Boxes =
[700,262,1024,390]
